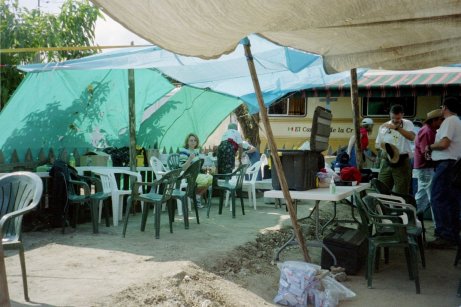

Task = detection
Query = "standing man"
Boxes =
[426,97,461,248]
[413,109,443,219]
[375,104,415,194]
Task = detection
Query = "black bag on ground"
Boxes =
[321,226,368,275]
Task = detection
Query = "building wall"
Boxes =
[259,96,442,153]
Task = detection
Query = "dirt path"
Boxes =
[5,199,461,306]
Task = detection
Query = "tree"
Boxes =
[235,104,261,150]
[0,0,101,108]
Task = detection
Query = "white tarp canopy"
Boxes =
[91,0,461,73]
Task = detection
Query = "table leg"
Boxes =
[321,201,338,235]
[273,200,337,265]
[0,244,11,307]
[273,230,297,261]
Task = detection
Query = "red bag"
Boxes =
[340,167,362,183]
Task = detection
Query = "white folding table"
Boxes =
[264,183,370,262]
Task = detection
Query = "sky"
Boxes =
[17,0,150,49]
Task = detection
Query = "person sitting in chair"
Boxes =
[179,133,212,208]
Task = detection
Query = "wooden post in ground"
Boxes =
[0,243,11,307]
[242,38,311,262]
[128,68,137,172]
[350,68,363,168]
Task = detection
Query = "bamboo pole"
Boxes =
[242,38,311,262]
[128,68,137,172]
[0,243,11,307]
[350,68,363,168]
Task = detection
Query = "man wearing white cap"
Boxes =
[413,109,444,219]
[426,97,461,248]
[375,104,415,194]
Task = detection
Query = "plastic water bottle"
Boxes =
[334,162,340,174]
[329,177,336,194]
[107,155,113,167]
[69,153,76,167]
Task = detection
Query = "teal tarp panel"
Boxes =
[19,35,357,114]
[138,86,242,150]
[0,69,173,160]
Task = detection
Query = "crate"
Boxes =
[321,226,368,275]
[271,150,321,191]
[80,151,109,167]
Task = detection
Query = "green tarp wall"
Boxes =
[0,68,242,162]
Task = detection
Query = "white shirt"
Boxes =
[432,115,461,161]
[376,118,414,156]
[221,129,243,144]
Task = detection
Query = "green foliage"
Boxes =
[0,0,101,108]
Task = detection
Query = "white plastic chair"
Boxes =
[0,172,43,302]
[149,156,169,181]
[242,161,262,210]
[91,169,143,226]
[260,153,268,178]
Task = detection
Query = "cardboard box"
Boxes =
[80,151,109,166]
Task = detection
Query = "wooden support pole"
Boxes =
[243,38,311,262]
[350,68,363,168]
[0,243,11,307]
[128,68,137,172]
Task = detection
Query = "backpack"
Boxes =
[48,160,80,226]
[332,147,351,169]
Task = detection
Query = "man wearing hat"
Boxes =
[426,97,461,248]
[413,109,444,221]
[375,104,415,194]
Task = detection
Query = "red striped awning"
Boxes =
[358,72,461,87]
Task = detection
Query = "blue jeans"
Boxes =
[431,160,461,243]
[414,168,433,212]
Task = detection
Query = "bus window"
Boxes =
[268,92,307,116]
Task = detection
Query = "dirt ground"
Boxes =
[4,197,461,307]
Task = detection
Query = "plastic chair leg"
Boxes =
[218,191,224,215]
[90,199,98,234]
[225,191,230,208]
[167,201,174,233]
[19,244,29,302]
[192,196,200,224]
[98,200,103,224]
[207,191,212,218]
[231,192,236,218]
[367,243,376,288]
[240,191,245,216]
[122,197,132,237]
[103,200,110,227]
[411,245,421,294]
[155,203,162,239]
[417,235,426,268]
[454,244,461,266]
[111,195,120,227]
[181,197,189,229]
[140,202,149,232]
[404,247,414,280]
[252,185,257,210]
[118,195,125,224]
